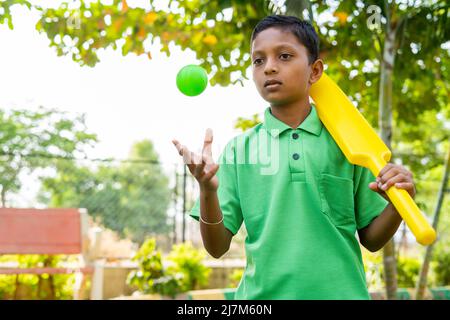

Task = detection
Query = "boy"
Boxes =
[172,15,415,299]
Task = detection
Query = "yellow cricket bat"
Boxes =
[310,73,436,246]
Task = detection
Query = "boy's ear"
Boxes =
[309,59,324,85]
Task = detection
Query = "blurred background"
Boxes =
[0,0,448,300]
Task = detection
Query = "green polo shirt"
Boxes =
[190,105,389,300]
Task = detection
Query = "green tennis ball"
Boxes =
[176,65,208,97]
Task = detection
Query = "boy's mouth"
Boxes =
[264,79,282,91]
[264,79,283,87]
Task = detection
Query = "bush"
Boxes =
[0,255,76,299]
[127,238,211,299]
[433,245,450,286]
[397,256,420,288]
[228,269,244,288]
[362,250,384,290]
[363,250,423,289]
[166,242,211,292]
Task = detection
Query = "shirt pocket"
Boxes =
[319,173,355,226]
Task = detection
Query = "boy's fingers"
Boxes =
[369,182,390,200]
[194,156,206,177]
[377,163,394,180]
[378,166,399,184]
[203,164,219,180]
[181,145,194,165]
[395,182,416,197]
[172,139,184,156]
[380,174,408,191]
[192,152,203,165]
[202,153,214,166]
[395,182,413,188]
[377,164,394,182]
[202,128,214,157]
[194,164,206,178]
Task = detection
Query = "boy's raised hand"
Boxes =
[172,128,219,192]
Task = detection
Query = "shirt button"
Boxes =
[292,133,299,139]
[293,153,300,160]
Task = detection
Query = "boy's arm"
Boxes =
[199,188,233,258]
[173,128,234,259]
[358,163,415,252]
[357,203,402,252]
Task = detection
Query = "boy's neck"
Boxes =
[269,98,312,129]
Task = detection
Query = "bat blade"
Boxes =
[310,73,390,171]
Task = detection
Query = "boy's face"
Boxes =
[251,27,322,107]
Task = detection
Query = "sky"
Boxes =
[0,3,266,180]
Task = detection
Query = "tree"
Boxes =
[0,106,97,206]
[31,0,271,86]
[415,141,449,299]
[39,139,171,244]
[0,0,30,29]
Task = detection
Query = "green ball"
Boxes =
[176,65,208,97]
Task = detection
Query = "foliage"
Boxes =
[433,239,450,286]
[166,241,211,292]
[127,238,211,298]
[0,108,169,244]
[127,238,182,299]
[28,0,274,86]
[2,1,448,116]
[363,249,442,289]
[362,250,384,290]
[234,114,261,132]
[39,140,171,244]
[0,0,31,29]
[396,256,421,288]
[0,107,97,206]
[228,268,244,288]
[0,254,76,300]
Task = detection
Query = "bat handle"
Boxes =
[385,186,436,245]
[368,158,436,246]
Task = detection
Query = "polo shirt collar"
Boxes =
[263,104,323,138]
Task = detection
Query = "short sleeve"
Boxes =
[354,165,389,230]
[189,139,243,235]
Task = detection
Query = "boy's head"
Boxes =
[251,15,323,107]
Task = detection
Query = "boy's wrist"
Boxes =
[200,185,217,195]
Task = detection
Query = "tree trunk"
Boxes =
[379,24,398,300]
[1,187,6,207]
[415,141,450,299]
[396,221,408,257]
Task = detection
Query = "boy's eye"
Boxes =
[252,54,291,65]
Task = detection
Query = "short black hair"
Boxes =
[251,15,319,64]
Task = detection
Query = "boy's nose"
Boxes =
[264,68,277,75]
[264,59,278,75]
